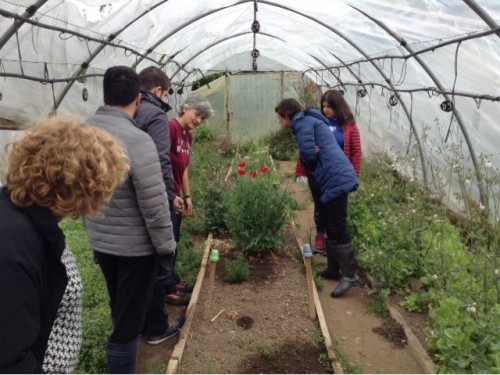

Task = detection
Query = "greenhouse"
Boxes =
[0,0,499,374]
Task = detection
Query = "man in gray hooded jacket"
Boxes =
[85,66,178,374]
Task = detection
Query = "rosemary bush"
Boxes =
[225,167,290,254]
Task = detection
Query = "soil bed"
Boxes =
[372,317,408,348]
[177,232,331,374]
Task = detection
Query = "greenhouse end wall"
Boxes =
[194,72,304,142]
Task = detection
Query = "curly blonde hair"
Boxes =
[6,116,129,218]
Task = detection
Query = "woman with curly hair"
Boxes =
[0,116,129,373]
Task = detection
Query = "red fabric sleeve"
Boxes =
[295,153,310,177]
[346,123,362,176]
[343,123,361,177]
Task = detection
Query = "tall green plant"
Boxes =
[225,169,290,254]
[199,184,228,235]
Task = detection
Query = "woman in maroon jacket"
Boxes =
[296,90,362,279]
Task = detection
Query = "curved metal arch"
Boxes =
[131,0,252,69]
[307,54,346,92]
[463,0,500,38]
[0,8,164,66]
[351,5,488,213]
[255,0,429,186]
[50,0,171,114]
[131,0,427,185]
[329,52,368,90]
[133,0,388,71]
[0,0,48,49]
[168,32,285,79]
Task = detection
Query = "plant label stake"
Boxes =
[303,244,316,319]
[205,248,219,320]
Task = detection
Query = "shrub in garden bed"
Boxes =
[225,253,251,283]
[225,162,292,255]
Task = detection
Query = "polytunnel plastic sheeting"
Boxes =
[193,72,304,141]
[0,0,499,220]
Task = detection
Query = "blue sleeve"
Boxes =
[295,119,318,170]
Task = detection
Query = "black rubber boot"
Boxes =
[318,240,341,281]
[330,242,359,298]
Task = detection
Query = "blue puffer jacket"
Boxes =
[291,108,359,204]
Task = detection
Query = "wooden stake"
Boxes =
[204,250,219,320]
[210,308,226,323]
[302,243,316,319]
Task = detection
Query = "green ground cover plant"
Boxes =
[267,128,298,161]
[63,217,204,373]
[224,253,251,283]
[348,157,499,373]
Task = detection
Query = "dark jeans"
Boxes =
[170,210,183,286]
[325,193,351,245]
[145,200,179,335]
[308,176,327,235]
[146,263,172,336]
[94,251,157,343]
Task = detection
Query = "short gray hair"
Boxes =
[180,94,214,118]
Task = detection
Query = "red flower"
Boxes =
[237,161,246,169]
[260,166,270,174]
[238,169,246,175]
[250,171,258,178]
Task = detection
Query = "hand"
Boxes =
[184,196,193,215]
[173,196,184,213]
[315,146,320,153]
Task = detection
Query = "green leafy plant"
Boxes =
[255,339,279,359]
[347,157,500,373]
[312,329,325,344]
[367,289,390,317]
[198,184,228,235]
[61,219,109,373]
[318,352,333,373]
[224,253,250,283]
[429,298,500,373]
[194,124,216,143]
[225,167,291,254]
[191,72,224,91]
[176,236,202,285]
[400,292,424,313]
[268,128,298,161]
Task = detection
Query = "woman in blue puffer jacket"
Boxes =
[275,98,360,297]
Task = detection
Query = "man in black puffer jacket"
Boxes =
[135,67,187,346]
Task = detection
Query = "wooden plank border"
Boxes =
[387,302,435,374]
[166,233,213,374]
[288,214,343,374]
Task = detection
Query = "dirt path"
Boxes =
[280,160,425,373]
[136,160,427,374]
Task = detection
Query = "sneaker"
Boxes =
[314,234,326,251]
[147,318,185,345]
[165,290,191,306]
[176,281,194,293]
